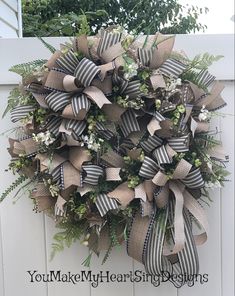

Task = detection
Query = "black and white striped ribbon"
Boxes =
[138,47,154,67]
[45,116,62,137]
[141,134,163,153]
[71,94,91,117]
[123,80,141,99]
[120,109,140,137]
[154,110,165,121]
[153,145,172,164]
[64,119,86,140]
[11,105,35,123]
[74,58,100,87]
[168,134,190,152]
[139,157,159,179]
[97,30,122,56]
[182,168,205,189]
[27,82,48,94]
[54,203,67,217]
[160,58,187,78]
[82,165,104,185]
[51,164,63,186]
[144,207,173,281]
[95,122,114,140]
[95,193,119,217]
[197,69,215,87]
[56,49,79,74]
[45,91,71,112]
[167,200,199,287]
[112,73,129,93]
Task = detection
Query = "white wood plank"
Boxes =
[0,20,17,37]
[179,111,222,296]
[0,85,48,296]
[133,261,177,296]
[1,0,18,12]
[220,82,234,296]
[0,37,68,84]
[0,215,5,296]
[0,1,18,29]
[45,216,91,296]
[174,34,234,81]
[90,245,134,296]
[0,35,234,85]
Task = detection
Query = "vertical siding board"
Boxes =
[90,246,134,296]
[44,216,91,296]
[0,36,233,296]
[0,215,5,296]
[179,99,223,296]
[133,261,177,296]
[220,82,234,296]
[0,85,48,296]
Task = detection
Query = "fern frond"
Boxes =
[180,69,209,91]
[0,174,28,203]
[9,59,47,78]
[37,36,56,53]
[50,220,86,260]
[188,53,223,70]
[2,87,34,118]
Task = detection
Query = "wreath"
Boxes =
[1,25,229,287]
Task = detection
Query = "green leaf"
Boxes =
[37,36,56,53]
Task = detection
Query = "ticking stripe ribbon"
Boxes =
[11,105,36,122]
[95,193,119,217]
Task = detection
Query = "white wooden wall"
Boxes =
[0,0,22,37]
[0,35,234,296]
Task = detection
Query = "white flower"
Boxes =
[166,78,182,91]
[81,134,102,152]
[33,131,55,146]
[198,105,210,122]
[124,62,138,80]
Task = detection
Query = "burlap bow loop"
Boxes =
[35,147,94,216]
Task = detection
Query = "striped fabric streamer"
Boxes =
[54,204,67,217]
[112,73,129,94]
[45,116,62,137]
[51,164,63,186]
[139,157,159,179]
[168,134,190,152]
[45,91,71,112]
[97,30,121,56]
[95,122,114,140]
[95,193,119,217]
[144,207,173,281]
[123,80,141,99]
[141,134,163,153]
[138,48,154,67]
[82,165,104,185]
[71,94,91,117]
[120,109,140,137]
[74,58,100,87]
[159,58,187,78]
[11,105,36,123]
[154,111,165,121]
[182,168,205,189]
[153,145,172,164]
[197,69,215,87]
[27,82,48,94]
[56,49,79,74]
[64,119,86,140]
[167,200,199,288]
